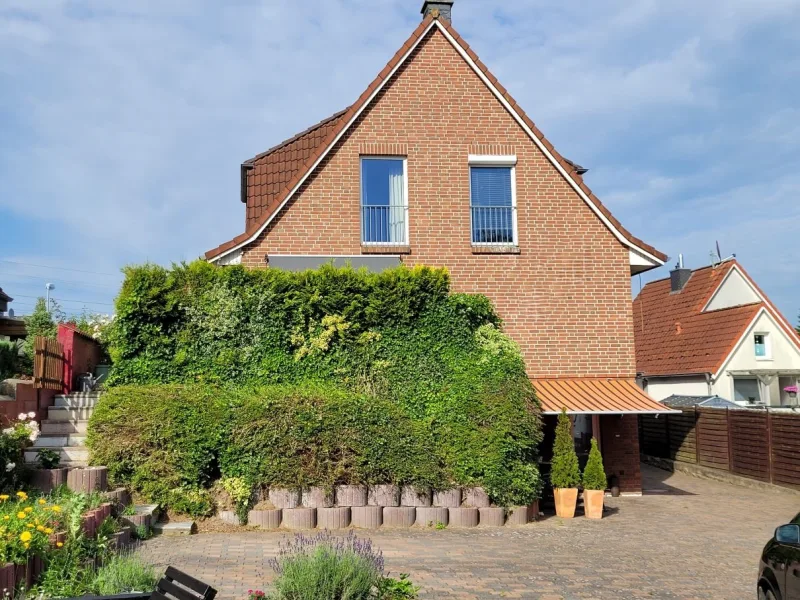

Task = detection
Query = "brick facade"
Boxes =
[238,28,637,378]
[600,415,642,494]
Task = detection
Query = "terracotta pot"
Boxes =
[583,489,604,519]
[553,488,578,519]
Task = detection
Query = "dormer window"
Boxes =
[754,333,771,360]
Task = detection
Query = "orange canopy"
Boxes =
[533,378,677,415]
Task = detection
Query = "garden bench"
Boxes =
[71,566,217,600]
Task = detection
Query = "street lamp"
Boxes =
[45,283,55,312]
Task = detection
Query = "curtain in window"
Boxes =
[388,171,405,244]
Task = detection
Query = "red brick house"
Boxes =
[205,1,671,493]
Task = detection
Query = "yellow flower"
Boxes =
[56,542,63,548]
[44,528,53,535]
[16,492,27,500]
[51,505,61,513]
[37,499,46,505]
[36,526,44,532]
[23,543,29,549]
[25,523,33,529]
[16,512,25,519]
[2,516,8,521]
[23,507,32,513]
[19,531,31,542]
[0,495,8,501]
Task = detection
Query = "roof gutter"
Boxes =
[240,162,254,204]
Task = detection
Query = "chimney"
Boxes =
[421,1,454,21]
[670,254,692,293]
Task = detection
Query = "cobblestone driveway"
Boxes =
[138,465,800,599]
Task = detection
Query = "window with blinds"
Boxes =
[470,166,516,244]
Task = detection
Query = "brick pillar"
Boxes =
[600,414,642,494]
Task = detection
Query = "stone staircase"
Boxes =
[24,392,100,467]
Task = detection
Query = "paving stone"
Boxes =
[137,465,799,599]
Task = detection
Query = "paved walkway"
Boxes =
[137,465,800,599]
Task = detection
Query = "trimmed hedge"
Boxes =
[96,262,543,505]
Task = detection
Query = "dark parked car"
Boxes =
[759,512,800,599]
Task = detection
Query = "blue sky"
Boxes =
[1,0,799,324]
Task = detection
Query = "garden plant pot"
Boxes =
[269,488,301,509]
[400,486,432,507]
[248,509,282,529]
[382,507,416,528]
[368,484,400,507]
[554,488,578,519]
[433,488,461,508]
[415,507,449,528]
[351,506,382,529]
[336,485,368,507]
[505,505,530,526]
[583,490,604,520]
[302,487,334,508]
[317,507,351,530]
[282,508,316,530]
[462,487,490,508]
[478,507,505,527]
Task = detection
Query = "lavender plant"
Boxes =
[266,531,417,599]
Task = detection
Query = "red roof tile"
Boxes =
[206,16,666,263]
[633,260,765,376]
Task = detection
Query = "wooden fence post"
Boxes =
[726,408,734,474]
[694,407,700,465]
[766,408,774,484]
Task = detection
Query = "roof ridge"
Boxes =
[206,15,666,263]
[640,259,736,288]
[243,107,351,165]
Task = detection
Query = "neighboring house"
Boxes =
[205,1,671,493]
[660,395,740,410]
[634,258,800,408]
[0,287,25,341]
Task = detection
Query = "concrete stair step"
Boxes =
[153,521,195,536]
[55,394,99,408]
[24,447,89,464]
[32,435,87,448]
[41,420,89,434]
[47,407,94,421]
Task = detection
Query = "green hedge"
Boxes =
[97,262,543,505]
[0,341,18,380]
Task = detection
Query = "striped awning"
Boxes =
[533,378,678,415]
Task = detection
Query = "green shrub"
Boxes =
[550,408,580,489]
[91,552,158,595]
[582,438,607,491]
[99,262,543,505]
[86,385,227,508]
[0,340,20,380]
[220,385,444,490]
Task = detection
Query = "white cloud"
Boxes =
[0,0,799,320]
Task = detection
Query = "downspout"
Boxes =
[705,372,713,396]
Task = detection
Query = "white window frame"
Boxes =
[467,155,518,246]
[754,331,772,361]
[359,156,409,246]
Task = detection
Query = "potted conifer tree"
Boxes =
[550,408,581,518]
[582,438,607,519]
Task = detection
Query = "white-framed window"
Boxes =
[360,157,408,245]
[468,155,517,245]
[754,332,771,360]
[733,377,762,404]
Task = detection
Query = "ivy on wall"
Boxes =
[97,261,543,505]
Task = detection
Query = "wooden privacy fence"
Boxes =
[33,337,64,390]
[640,407,800,490]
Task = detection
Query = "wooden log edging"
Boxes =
[30,468,68,494]
[67,467,108,494]
[415,507,448,527]
[351,506,382,529]
[248,509,282,529]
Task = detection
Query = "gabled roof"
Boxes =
[0,288,11,302]
[633,259,800,377]
[205,15,667,265]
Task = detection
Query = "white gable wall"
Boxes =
[712,310,800,405]
[643,376,709,401]
[704,268,760,311]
